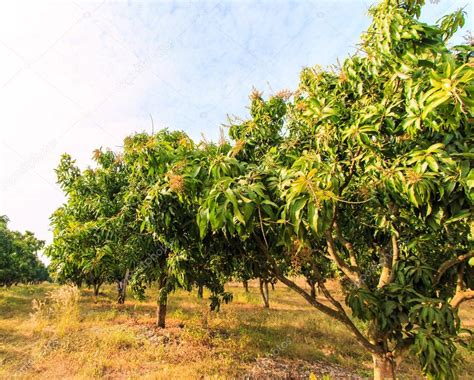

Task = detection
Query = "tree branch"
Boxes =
[334,221,358,267]
[434,252,473,285]
[315,273,345,313]
[391,234,399,271]
[379,234,399,287]
[309,259,346,313]
[325,231,363,286]
[456,262,465,294]
[450,289,474,309]
[339,147,360,194]
[384,234,400,285]
[274,272,382,355]
[449,261,472,309]
[253,233,381,354]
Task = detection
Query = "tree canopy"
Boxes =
[197,0,473,377]
[0,215,49,286]
[46,0,473,378]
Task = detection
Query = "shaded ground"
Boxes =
[0,281,472,379]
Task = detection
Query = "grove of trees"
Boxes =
[46,1,473,378]
[0,215,49,286]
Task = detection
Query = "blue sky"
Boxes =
[0,0,471,251]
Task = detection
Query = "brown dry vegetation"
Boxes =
[0,281,472,379]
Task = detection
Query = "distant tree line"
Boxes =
[0,215,49,286]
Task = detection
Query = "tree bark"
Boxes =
[117,281,124,303]
[197,285,204,299]
[379,234,399,287]
[450,262,474,308]
[325,231,362,286]
[306,277,317,299]
[451,289,474,309]
[243,280,249,292]
[372,354,395,380]
[259,278,270,308]
[93,283,100,297]
[157,275,168,328]
[310,282,317,299]
[117,269,130,304]
[435,251,474,285]
[157,298,167,328]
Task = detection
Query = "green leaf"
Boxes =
[425,156,438,172]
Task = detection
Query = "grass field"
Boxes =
[0,281,473,379]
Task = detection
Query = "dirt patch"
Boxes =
[245,357,363,379]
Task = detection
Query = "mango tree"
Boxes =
[125,130,233,327]
[206,90,292,309]
[0,215,48,286]
[47,150,130,299]
[200,0,473,378]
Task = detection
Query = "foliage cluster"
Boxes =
[0,215,49,286]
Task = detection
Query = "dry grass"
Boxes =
[0,280,472,379]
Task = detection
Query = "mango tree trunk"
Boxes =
[157,298,167,328]
[117,269,130,304]
[197,285,203,299]
[157,275,168,328]
[310,282,317,299]
[259,278,270,308]
[243,280,249,293]
[93,283,101,297]
[372,354,395,380]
